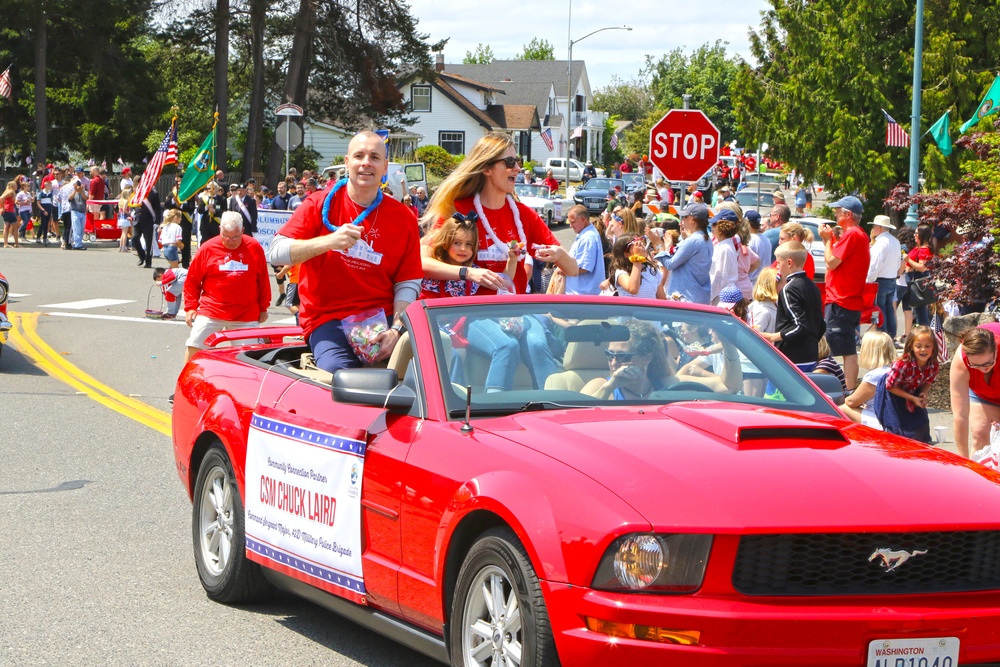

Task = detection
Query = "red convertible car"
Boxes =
[172,296,1000,666]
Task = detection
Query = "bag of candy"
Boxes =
[341,308,389,364]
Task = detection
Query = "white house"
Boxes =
[399,57,605,164]
[434,59,607,165]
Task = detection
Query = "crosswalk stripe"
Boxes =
[40,298,134,309]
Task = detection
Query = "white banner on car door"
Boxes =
[244,409,367,604]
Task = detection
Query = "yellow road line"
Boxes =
[8,312,172,436]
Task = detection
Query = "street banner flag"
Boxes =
[609,132,619,150]
[129,117,178,208]
[178,115,217,203]
[0,67,12,100]
[882,110,910,147]
[928,111,952,156]
[540,128,554,151]
[961,75,1000,133]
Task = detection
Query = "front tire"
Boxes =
[192,445,273,603]
[450,527,558,667]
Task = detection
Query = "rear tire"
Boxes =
[192,445,274,603]
[450,527,558,667]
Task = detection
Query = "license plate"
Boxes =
[867,637,959,667]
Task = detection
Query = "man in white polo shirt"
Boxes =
[865,214,902,337]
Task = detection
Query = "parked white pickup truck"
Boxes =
[532,158,585,183]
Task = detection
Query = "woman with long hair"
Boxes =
[420,133,578,391]
[904,224,934,328]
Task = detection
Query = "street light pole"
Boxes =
[565,19,631,190]
[904,0,925,227]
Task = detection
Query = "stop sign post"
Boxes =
[649,109,720,186]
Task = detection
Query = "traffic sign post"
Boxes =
[275,103,304,179]
[649,110,720,209]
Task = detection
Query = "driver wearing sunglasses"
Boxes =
[582,319,742,400]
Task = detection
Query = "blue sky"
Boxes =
[406,0,772,91]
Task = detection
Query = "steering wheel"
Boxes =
[665,381,714,393]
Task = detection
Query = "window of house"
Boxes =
[439,131,465,155]
[411,85,431,112]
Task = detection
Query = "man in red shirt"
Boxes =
[183,211,271,362]
[820,195,871,390]
[268,131,423,374]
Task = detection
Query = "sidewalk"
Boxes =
[928,409,956,455]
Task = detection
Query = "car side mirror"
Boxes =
[331,368,416,414]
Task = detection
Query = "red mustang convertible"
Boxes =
[172,296,1000,666]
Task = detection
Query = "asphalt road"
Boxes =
[0,242,439,666]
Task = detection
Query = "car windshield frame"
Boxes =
[421,300,840,420]
[580,178,623,192]
[515,184,552,198]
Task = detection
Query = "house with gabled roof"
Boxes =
[399,56,606,164]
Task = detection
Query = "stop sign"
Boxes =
[648,110,720,182]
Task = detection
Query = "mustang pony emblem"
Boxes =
[869,547,928,572]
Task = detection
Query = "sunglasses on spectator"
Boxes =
[612,215,623,223]
[605,350,636,363]
[490,156,524,169]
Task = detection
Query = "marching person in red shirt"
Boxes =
[183,211,271,362]
[268,131,423,374]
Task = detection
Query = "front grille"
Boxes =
[733,531,1000,596]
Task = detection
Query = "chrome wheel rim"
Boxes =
[198,465,235,577]
[461,565,522,666]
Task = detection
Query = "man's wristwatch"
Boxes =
[459,266,469,281]
[390,322,406,336]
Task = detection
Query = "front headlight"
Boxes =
[592,533,712,593]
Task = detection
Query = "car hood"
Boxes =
[477,402,1000,533]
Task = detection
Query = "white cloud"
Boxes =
[407,0,770,90]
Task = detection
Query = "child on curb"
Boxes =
[815,335,848,393]
[117,186,134,252]
[762,241,825,372]
[886,326,940,411]
[873,325,939,443]
[158,209,183,268]
[153,267,187,320]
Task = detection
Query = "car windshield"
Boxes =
[747,174,779,184]
[581,178,622,192]
[423,301,839,419]
[622,174,644,185]
[736,192,774,206]
[515,184,551,198]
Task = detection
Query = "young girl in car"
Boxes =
[420,213,518,299]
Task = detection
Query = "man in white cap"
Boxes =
[865,214,901,337]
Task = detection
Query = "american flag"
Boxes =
[610,133,619,150]
[931,312,950,363]
[0,67,11,100]
[540,128,554,151]
[129,120,178,207]
[882,110,910,148]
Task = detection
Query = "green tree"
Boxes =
[732,0,1000,198]
[591,75,654,122]
[0,0,165,166]
[464,43,495,64]
[645,41,741,146]
[516,37,555,61]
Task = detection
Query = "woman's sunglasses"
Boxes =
[490,156,524,169]
[611,215,623,223]
[605,350,636,363]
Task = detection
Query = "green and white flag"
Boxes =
[178,120,217,203]
[928,111,952,156]
[961,75,1000,133]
